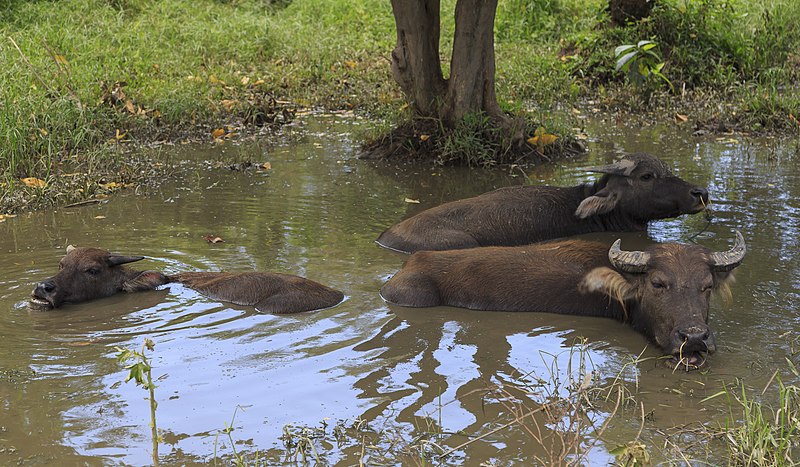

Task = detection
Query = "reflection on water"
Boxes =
[1,116,798,465]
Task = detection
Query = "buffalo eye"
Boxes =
[85,267,101,276]
[650,280,667,289]
[639,173,654,181]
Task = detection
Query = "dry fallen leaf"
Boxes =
[419,134,430,141]
[404,198,420,204]
[527,134,558,145]
[240,76,250,85]
[21,177,46,188]
[675,113,689,123]
[259,162,272,170]
[212,128,226,139]
[221,99,238,111]
[65,340,96,347]
[203,235,225,244]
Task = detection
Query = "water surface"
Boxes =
[1,115,798,465]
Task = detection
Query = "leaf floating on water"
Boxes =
[66,340,96,347]
[404,198,420,204]
[203,235,225,244]
[21,177,47,188]
[94,216,106,220]
[259,162,272,170]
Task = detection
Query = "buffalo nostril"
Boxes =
[679,329,710,344]
[38,280,56,294]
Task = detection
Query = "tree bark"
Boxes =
[609,0,654,26]
[390,0,510,128]
[443,0,506,126]
[390,0,447,117]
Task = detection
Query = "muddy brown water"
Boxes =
[1,115,798,465]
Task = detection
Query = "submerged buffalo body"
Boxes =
[377,153,709,253]
[381,232,746,367]
[29,246,344,314]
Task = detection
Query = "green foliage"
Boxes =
[436,113,503,167]
[116,339,156,389]
[721,375,800,466]
[2,0,800,212]
[576,0,800,88]
[615,41,668,87]
[614,40,673,102]
[115,338,160,467]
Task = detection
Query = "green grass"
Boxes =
[722,378,800,466]
[2,0,799,211]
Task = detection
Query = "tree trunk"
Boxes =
[442,0,506,126]
[390,0,447,117]
[609,0,654,26]
[390,0,510,129]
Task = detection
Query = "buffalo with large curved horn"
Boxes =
[609,230,746,274]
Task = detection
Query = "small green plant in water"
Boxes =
[115,338,160,467]
[615,40,673,102]
[213,406,264,467]
[716,370,800,466]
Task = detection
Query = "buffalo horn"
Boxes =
[107,254,146,266]
[586,158,637,177]
[608,239,650,273]
[710,230,746,272]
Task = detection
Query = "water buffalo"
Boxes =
[380,232,746,368]
[376,153,709,253]
[28,246,345,314]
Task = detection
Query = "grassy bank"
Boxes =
[2,0,799,213]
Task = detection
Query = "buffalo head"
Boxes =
[580,231,745,368]
[29,245,169,310]
[575,153,709,222]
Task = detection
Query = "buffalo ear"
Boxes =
[122,271,170,292]
[106,255,146,267]
[575,189,619,219]
[579,267,634,304]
